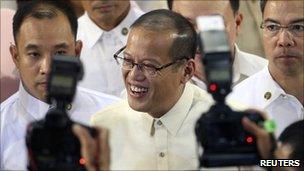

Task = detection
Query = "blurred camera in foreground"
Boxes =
[26,55,96,171]
[195,15,264,167]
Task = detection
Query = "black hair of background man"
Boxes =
[278,120,304,160]
[13,0,78,43]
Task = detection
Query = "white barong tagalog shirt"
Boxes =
[192,45,268,90]
[228,66,304,137]
[77,7,144,97]
[0,84,120,171]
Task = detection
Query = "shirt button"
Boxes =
[264,92,272,100]
[159,152,165,157]
[157,120,162,126]
[121,27,129,36]
[66,104,72,110]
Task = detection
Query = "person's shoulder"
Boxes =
[76,86,121,105]
[91,100,134,126]
[1,92,19,128]
[1,92,19,112]
[191,83,213,103]
[228,68,267,105]
[235,68,267,90]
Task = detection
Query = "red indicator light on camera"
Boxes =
[209,83,218,92]
[246,136,254,144]
[79,158,86,165]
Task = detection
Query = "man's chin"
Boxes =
[127,98,148,113]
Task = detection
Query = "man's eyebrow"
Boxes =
[54,43,69,49]
[123,51,161,65]
[264,18,304,24]
[25,44,39,51]
[290,18,304,24]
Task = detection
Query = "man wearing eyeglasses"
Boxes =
[169,0,268,90]
[229,0,304,138]
[89,9,219,170]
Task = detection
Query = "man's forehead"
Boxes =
[126,28,174,56]
[264,1,304,21]
[17,13,73,41]
[172,1,230,26]
[173,1,229,15]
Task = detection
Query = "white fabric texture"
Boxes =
[191,45,268,90]
[77,8,144,97]
[0,84,120,170]
[228,66,304,137]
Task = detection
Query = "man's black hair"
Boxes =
[167,0,240,14]
[13,0,78,44]
[260,0,268,16]
[131,9,197,61]
[278,120,304,160]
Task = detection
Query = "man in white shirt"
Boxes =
[0,1,119,170]
[168,0,268,90]
[229,0,304,137]
[77,1,144,97]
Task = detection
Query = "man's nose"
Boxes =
[39,55,51,75]
[277,30,295,47]
[129,64,146,81]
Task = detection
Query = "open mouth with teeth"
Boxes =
[129,85,149,97]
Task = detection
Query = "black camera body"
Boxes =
[26,55,93,171]
[195,15,264,167]
[195,103,264,167]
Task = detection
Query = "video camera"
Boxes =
[25,55,95,171]
[195,15,264,167]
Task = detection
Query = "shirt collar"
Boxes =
[256,66,287,108]
[233,44,242,83]
[191,76,207,90]
[111,7,142,45]
[82,7,142,49]
[157,83,194,136]
[19,83,50,121]
[81,12,104,48]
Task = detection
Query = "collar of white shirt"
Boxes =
[190,75,207,90]
[81,7,142,49]
[151,83,194,136]
[191,44,252,90]
[233,44,248,83]
[18,83,50,121]
[254,66,288,108]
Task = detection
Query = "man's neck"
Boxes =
[94,5,130,31]
[149,85,185,118]
[270,67,304,105]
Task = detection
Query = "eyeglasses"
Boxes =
[260,21,304,37]
[113,46,188,78]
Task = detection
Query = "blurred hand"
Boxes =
[242,110,275,159]
[72,124,110,171]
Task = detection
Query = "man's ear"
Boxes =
[75,40,83,58]
[181,58,195,84]
[235,12,243,36]
[10,44,19,68]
